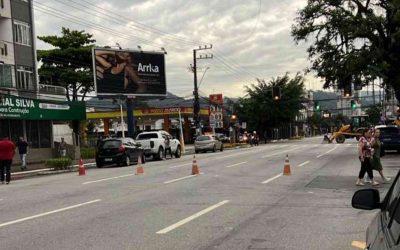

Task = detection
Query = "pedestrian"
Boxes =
[0,136,16,185]
[356,129,379,186]
[58,137,67,157]
[370,129,391,183]
[16,137,28,171]
[164,136,173,159]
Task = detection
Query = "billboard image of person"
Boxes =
[93,48,166,97]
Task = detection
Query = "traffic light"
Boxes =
[314,101,320,111]
[351,100,357,110]
[272,87,281,100]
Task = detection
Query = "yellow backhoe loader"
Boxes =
[329,115,370,143]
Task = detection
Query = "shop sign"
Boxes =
[0,94,86,120]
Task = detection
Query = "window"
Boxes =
[0,64,15,88]
[136,133,158,140]
[1,0,4,8]
[13,21,31,46]
[16,66,33,90]
[384,175,400,243]
[0,43,8,56]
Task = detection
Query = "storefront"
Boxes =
[0,94,86,162]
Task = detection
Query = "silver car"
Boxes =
[194,135,223,153]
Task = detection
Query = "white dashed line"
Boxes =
[156,200,230,234]
[164,174,198,184]
[261,146,303,158]
[0,199,101,228]
[261,173,283,184]
[298,161,310,167]
[316,145,338,158]
[225,162,247,168]
[82,174,136,185]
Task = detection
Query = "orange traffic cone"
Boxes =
[135,155,144,175]
[283,154,291,176]
[191,155,200,175]
[78,158,86,176]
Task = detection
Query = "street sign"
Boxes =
[242,122,247,129]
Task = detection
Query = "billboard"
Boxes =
[93,48,166,97]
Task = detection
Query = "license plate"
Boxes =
[104,158,113,162]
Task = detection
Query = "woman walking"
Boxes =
[371,129,391,183]
[356,129,379,186]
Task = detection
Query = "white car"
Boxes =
[195,135,224,153]
[136,131,181,160]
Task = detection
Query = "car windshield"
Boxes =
[102,140,122,148]
[137,133,158,140]
[196,136,211,141]
[380,127,399,135]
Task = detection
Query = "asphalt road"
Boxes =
[0,137,399,250]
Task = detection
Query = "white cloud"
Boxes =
[33,0,318,97]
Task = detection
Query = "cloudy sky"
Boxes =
[33,0,322,98]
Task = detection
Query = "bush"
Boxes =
[80,147,96,159]
[45,157,72,170]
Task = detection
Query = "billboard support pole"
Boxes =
[126,97,135,138]
[119,96,125,138]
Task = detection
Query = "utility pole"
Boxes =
[192,45,213,136]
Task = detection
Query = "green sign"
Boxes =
[0,94,86,120]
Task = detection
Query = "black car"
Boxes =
[375,125,400,153]
[352,170,400,249]
[95,138,145,168]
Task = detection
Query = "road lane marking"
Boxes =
[225,161,247,168]
[156,200,230,234]
[261,173,283,184]
[216,149,264,159]
[316,145,338,158]
[169,163,192,169]
[164,174,199,184]
[351,241,366,249]
[83,174,136,185]
[0,199,101,228]
[261,146,303,159]
[298,161,310,167]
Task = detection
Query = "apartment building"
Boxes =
[0,0,37,97]
[0,0,86,162]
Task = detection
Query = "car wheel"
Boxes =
[96,159,103,168]
[335,134,345,143]
[220,144,224,152]
[156,147,164,160]
[175,146,181,158]
[140,153,146,164]
[195,150,199,154]
[125,155,131,166]
[212,145,216,152]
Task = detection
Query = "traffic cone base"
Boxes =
[283,155,291,176]
[135,156,144,175]
[192,155,200,175]
[78,159,86,176]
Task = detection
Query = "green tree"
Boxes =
[366,105,382,125]
[236,73,305,137]
[37,27,95,101]
[292,0,400,103]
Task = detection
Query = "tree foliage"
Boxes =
[292,0,400,102]
[236,73,305,135]
[366,104,382,124]
[37,27,95,101]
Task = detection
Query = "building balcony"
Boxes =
[0,0,12,19]
[0,40,14,65]
[38,84,67,100]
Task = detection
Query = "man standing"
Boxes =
[0,137,16,184]
[17,137,28,171]
[58,137,67,157]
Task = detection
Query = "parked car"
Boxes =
[352,169,400,250]
[215,133,230,143]
[375,125,400,153]
[95,137,145,168]
[136,130,181,160]
[195,135,223,153]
